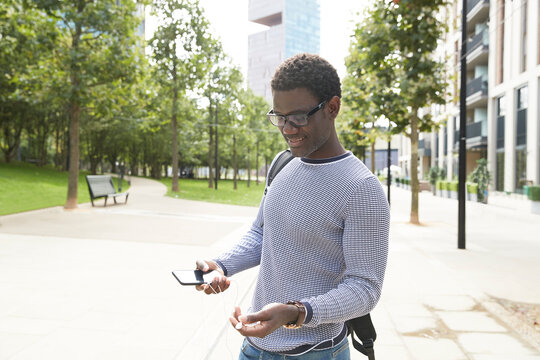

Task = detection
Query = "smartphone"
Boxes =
[172,270,219,286]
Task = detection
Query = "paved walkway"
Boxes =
[0,177,539,360]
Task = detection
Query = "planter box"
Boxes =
[469,193,478,202]
[437,189,443,197]
[450,190,458,200]
[531,200,540,215]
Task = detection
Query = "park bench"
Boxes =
[85,175,129,207]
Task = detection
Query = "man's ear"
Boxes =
[327,96,341,119]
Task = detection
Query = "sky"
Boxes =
[146,0,369,80]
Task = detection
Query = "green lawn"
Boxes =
[0,162,129,215]
[159,177,266,207]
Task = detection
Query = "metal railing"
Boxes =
[467,29,488,55]
[467,0,488,15]
[466,77,488,98]
[454,121,487,145]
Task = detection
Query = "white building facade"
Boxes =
[247,0,320,102]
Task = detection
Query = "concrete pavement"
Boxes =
[0,176,539,359]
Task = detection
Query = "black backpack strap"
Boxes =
[347,314,376,360]
[259,150,294,228]
[264,150,294,195]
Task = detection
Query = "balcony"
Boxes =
[466,76,488,108]
[467,0,489,28]
[466,30,489,67]
[454,121,487,149]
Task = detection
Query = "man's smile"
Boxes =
[285,136,306,146]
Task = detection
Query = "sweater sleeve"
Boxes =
[213,194,265,277]
[302,176,389,327]
[214,152,289,277]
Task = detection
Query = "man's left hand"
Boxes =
[229,303,300,338]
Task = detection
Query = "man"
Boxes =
[196,53,389,359]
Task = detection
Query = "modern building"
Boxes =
[399,0,540,195]
[247,0,320,102]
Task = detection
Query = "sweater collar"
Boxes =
[300,151,352,164]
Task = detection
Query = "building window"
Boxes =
[496,152,505,191]
[521,0,528,72]
[516,86,528,146]
[515,86,528,192]
[496,96,506,191]
[496,0,505,84]
[496,96,506,149]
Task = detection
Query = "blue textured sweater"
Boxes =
[215,151,389,353]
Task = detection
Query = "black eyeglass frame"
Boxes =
[266,101,326,128]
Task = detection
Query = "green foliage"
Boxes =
[528,186,540,202]
[427,166,441,185]
[448,181,458,192]
[436,180,444,190]
[0,162,129,215]
[344,0,448,223]
[467,182,478,195]
[467,158,491,201]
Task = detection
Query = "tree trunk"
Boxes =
[65,100,80,209]
[247,146,251,188]
[65,8,83,210]
[256,140,260,185]
[208,101,214,188]
[1,117,23,163]
[233,134,237,190]
[371,141,376,173]
[171,56,179,192]
[410,109,420,224]
[264,156,268,182]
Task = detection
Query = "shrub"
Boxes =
[427,166,440,186]
[529,186,540,201]
[449,181,459,192]
[467,182,478,194]
[436,180,444,190]
[467,158,491,202]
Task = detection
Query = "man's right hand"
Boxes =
[195,259,230,295]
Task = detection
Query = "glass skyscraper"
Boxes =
[248,0,320,102]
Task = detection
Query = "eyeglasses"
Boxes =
[266,101,326,128]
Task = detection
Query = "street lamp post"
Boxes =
[458,0,467,249]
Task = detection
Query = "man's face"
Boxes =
[272,88,333,159]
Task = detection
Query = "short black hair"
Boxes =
[271,53,341,102]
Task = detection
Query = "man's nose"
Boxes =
[281,120,298,134]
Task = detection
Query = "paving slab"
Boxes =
[436,311,508,332]
[1,177,540,359]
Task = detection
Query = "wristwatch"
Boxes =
[283,301,306,329]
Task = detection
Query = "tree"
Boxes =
[345,0,447,224]
[149,0,219,193]
[0,0,57,163]
[239,89,270,187]
[35,0,144,209]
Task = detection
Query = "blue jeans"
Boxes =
[238,337,350,360]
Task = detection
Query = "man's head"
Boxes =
[269,53,344,159]
[271,53,341,103]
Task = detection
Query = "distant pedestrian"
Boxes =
[195,53,389,359]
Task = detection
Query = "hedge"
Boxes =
[529,186,540,201]
[448,181,459,192]
[467,182,478,194]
